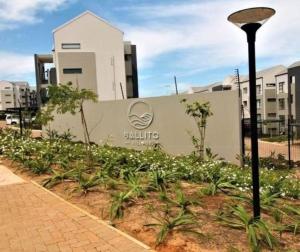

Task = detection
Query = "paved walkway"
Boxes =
[0,165,151,252]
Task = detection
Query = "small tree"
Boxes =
[37,82,97,146]
[181,99,213,160]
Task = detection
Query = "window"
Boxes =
[267,113,276,117]
[5,94,11,97]
[20,88,24,91]
[124,54,131,61]
[257,114,262,121]
[266,83,276,87]
[278,82,284,93]
[257,99,261,109]
[267,98,276,102]
[62,43,81,49]
[279,115,285,122]
[256,85,262,95]
[243,101,247,107]
[5,101,11,104]
[4,87,10,89]
[243,87,248,94]
[278,98,285,110]
[63,68,82,74]
[290,94,293,103]
[289,75,295,84]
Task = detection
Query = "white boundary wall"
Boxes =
[48,91,242,164]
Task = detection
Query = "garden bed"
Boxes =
[0,129,299,252]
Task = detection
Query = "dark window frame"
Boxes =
[266,83,276,87]
[63,68,83,74]
[267,113,277,117]
[278,98,285,110]
[278,82,284,93]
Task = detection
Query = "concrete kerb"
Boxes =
[30,180,154,251]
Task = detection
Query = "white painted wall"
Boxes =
[53,11,127,101]
[276,74,288,94]
[0,81,30,110]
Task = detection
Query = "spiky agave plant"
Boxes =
[109,190,133,221]
[126,174,147,198]
[159,189,199,214]
[217,204,278,252]
[145,209,203,245]
[276,205,300,235]
[148,169,178,192]
[72,173,101,196]
[232,191,281,212]
[199,176,236,196]
[120,164,144,181]
[42,168,77,188]
[94,169,118,190]
[24,157,52,175]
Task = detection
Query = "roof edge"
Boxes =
[52,10,124,35]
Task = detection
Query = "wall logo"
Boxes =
[128,100,154,130]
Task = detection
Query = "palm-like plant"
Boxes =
[145,209,203,245]
[217,205,277,252]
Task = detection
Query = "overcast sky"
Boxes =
[0,0,299,97]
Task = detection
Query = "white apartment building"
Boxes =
[35,11,138,106]
[0,81,33,111]
[188,62,300,136]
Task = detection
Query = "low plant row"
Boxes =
[0,128,299,251]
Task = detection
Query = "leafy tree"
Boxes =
[181,99,213,160]
[37,82,97,145]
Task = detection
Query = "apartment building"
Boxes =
[0,81,35,111]
[35,11,139,107]
[188,62,300,136]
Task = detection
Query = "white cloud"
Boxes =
[122,0,300,73]
[0,52,34,80]
[0,0,73,28]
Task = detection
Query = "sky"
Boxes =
[0,0,299,97]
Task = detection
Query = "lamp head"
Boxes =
[228,7,275,29]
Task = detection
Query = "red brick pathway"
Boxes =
[0,167,151,252]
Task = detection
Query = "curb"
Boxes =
[30,180,153,251]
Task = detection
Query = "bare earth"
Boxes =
[245,137,300,161]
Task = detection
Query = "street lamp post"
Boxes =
[228,7,275,219]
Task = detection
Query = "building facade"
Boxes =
[35,11,139,107]
[188,62,300,136]
[0,81,36,111]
